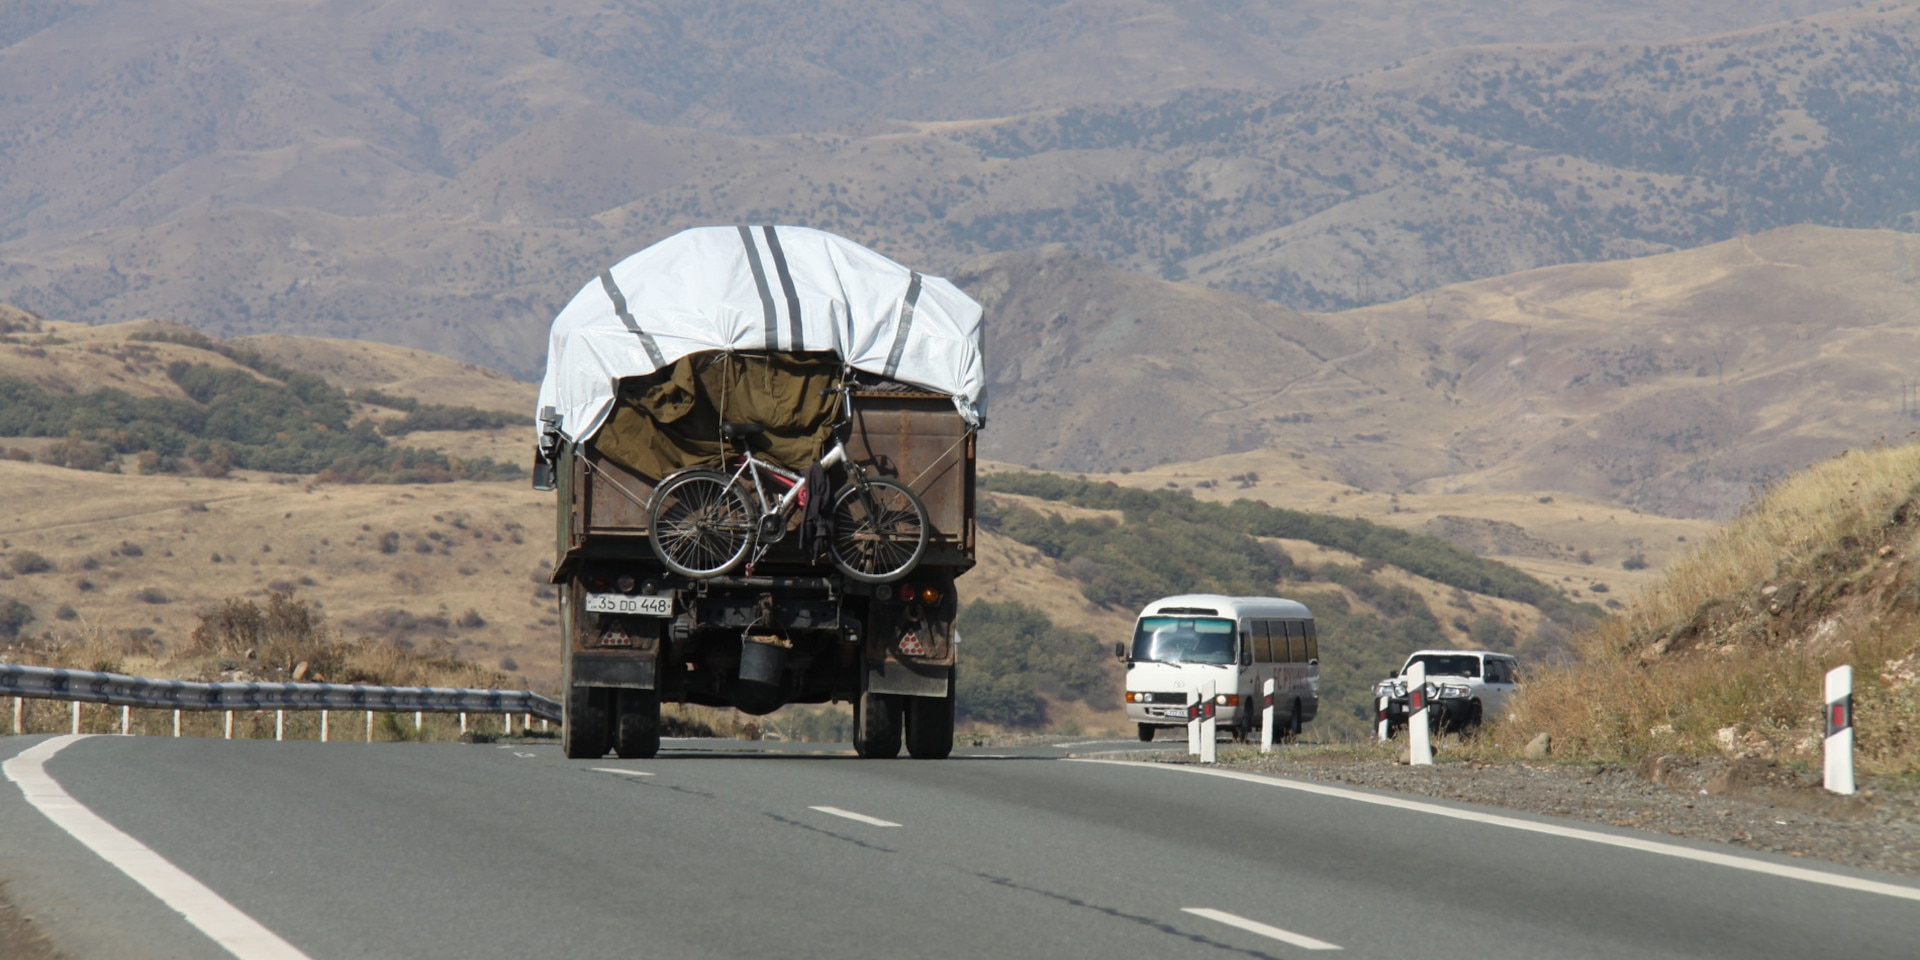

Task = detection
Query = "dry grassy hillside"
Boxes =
[974,225,1920,521]
[1501,442,1920,777]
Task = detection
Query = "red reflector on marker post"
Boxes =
[1825,665,1854,796]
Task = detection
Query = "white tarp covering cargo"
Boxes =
[536,225,985,444]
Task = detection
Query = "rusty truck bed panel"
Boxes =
[558,392,974,572]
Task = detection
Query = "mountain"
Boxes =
[0,0,1865,376]
[968,224,1920,520]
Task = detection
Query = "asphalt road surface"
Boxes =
[3,733,1917,960]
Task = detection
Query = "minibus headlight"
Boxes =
[1214,694,1238,706]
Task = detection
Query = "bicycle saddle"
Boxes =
[721,421,766,440]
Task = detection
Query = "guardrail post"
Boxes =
[1408,661,1433,766]
[1825,665,1855,795]
[71,701,80,735]
[224,710,233,739]
[366,710,374,743]
[320,709,330,743]
[1260,678,1276,754]
[1200,680,1217,764]
[173,709,181,738]
[120,705,130,735]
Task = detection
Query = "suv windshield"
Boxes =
[1130,617,1237,665]
[1406,654,1481,678]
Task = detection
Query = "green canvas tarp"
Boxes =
[590,351,841,480]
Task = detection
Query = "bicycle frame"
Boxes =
[725,438,851,526]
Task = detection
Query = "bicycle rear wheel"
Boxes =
[829,477,929,583]
[648,469,757,577]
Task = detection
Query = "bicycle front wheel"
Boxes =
[830,477,929,583]
[648,469,757,578]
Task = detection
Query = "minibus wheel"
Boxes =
[1137,723,1156,742]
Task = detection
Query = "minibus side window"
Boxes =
[1304,620,1319,662]
[1286,621,1306,662]
[1250,620,1272,663]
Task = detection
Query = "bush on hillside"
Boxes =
[0,366,520,483]
[982,473,1596,623]
[955,600,1115,728]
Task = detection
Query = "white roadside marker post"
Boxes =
[503,712,512,737]
[120,705,130,735]
[13,696,22,735]
[172,709,181,738]
[224,710,233,739]
[1408,661,1433,766]
[1377,694,1390,742]
[70,701,80,735]
[1187,689,1201,756]
[1200,680,1218,764]
[320,709,329,743]
[459,712,468,735]
[1260,678,1276,754]
[414,710,422,733]
[365,710,374,743]
[275,710,284,742]
[1825,665,1855,796]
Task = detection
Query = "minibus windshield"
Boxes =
[1130,617,1237,665]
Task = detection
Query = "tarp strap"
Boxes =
[599,270,666,368]
[884,272,923,378]
[762,225,805,351]
[738,225,779,348]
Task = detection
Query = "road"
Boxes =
[3,733,1917,960]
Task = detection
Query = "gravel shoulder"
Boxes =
[1178,747,1920,879]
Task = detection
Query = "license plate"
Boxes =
[584,593,672,617]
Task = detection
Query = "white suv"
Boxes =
[1372,650,1519,736]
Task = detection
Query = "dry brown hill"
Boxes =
[972,224,1920,520]
[0,0,1864,377]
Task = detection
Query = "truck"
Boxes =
[531,226,984,761]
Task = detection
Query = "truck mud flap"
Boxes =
[571,653,658,690]
[866,660,950,698]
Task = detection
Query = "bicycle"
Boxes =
[645,411,930,583]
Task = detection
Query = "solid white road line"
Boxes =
[591,767,655,777]
[1073,759,1920,904]
[1183,907,1342,951]
[809,805,901,827]
[3,735,314,960]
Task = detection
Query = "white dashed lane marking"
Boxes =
[809,806,901,827]
[592,767,655,777]
[1183,908,1342,951]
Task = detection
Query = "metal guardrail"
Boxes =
[1,663,562,725]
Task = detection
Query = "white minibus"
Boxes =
[1118,594,1319,742]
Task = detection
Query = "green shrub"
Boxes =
[955,600,1114,728]
[0,367,520,483]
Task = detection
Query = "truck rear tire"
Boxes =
[563,685,611,760]
[614,690,662,759]
[905,689,955,760]
[853,689,902,759]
